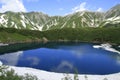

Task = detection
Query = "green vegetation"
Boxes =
[62,72,79,80]
[0,27,120,44]
[0,27,41,43]
[0,66,38,80]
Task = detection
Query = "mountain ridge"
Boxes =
[0,4,120,31]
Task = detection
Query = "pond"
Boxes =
[0,42,120,75]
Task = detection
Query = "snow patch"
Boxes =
[11,22,15,27]
[33,24,43,31]
[38,25,43,31]
[0,15,8,26]
[7,66,120,80]
[21,15,25,19]
[20,20,26,28]
[47,25,50,30]
[31,21,35,25]
[0,43,8,46]
[20,14,29,24]
[20,14,43,31]
[14,24,18,29]
[106,16,120,24]
[80,12,85,16]
[54,19,58,26]
[107,16,120,21]
[72,21,76,28]
[93,43,120,54]
[61,22,67,28]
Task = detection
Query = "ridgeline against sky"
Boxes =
[0,0,120,16]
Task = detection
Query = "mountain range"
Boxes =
[0,4,120,31]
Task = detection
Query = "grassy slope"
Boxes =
[0,28,41,43]
[0,27,120,44]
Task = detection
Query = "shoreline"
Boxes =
[1,40,119,46]
[8,66,120,80]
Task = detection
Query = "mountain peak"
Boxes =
[0,4,120,31]
[112,4,120,8]
[109,4,120,12]
[105,4,120,18]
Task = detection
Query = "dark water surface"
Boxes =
[0,42,120,75]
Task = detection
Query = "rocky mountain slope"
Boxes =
[0,4,120,31]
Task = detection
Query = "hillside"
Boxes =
[0,4,120,31]
[0,27,120,44]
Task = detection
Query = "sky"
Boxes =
[0,0,120,16]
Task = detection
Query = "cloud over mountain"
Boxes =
[0,0,26,12]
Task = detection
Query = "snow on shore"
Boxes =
[0,43,8,46]
[93,43,120,54]
[118,46,120,48]
[9,66,120,80]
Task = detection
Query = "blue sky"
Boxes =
[0,0,120,16]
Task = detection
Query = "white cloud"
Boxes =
[0,0,26,13]
[97,8,103,12]
[72,2,87,12]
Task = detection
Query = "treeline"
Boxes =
[43,27,120,44]
[0,27,120,44]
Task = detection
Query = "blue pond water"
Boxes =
[0,42,120,75]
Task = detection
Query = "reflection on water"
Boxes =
[0,51,23,65]
[53,61,74,73]
[0,42,120,75]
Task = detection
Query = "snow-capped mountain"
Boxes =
[0,4,120,31]
[0,12,50,31]
[103,4,120,27]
